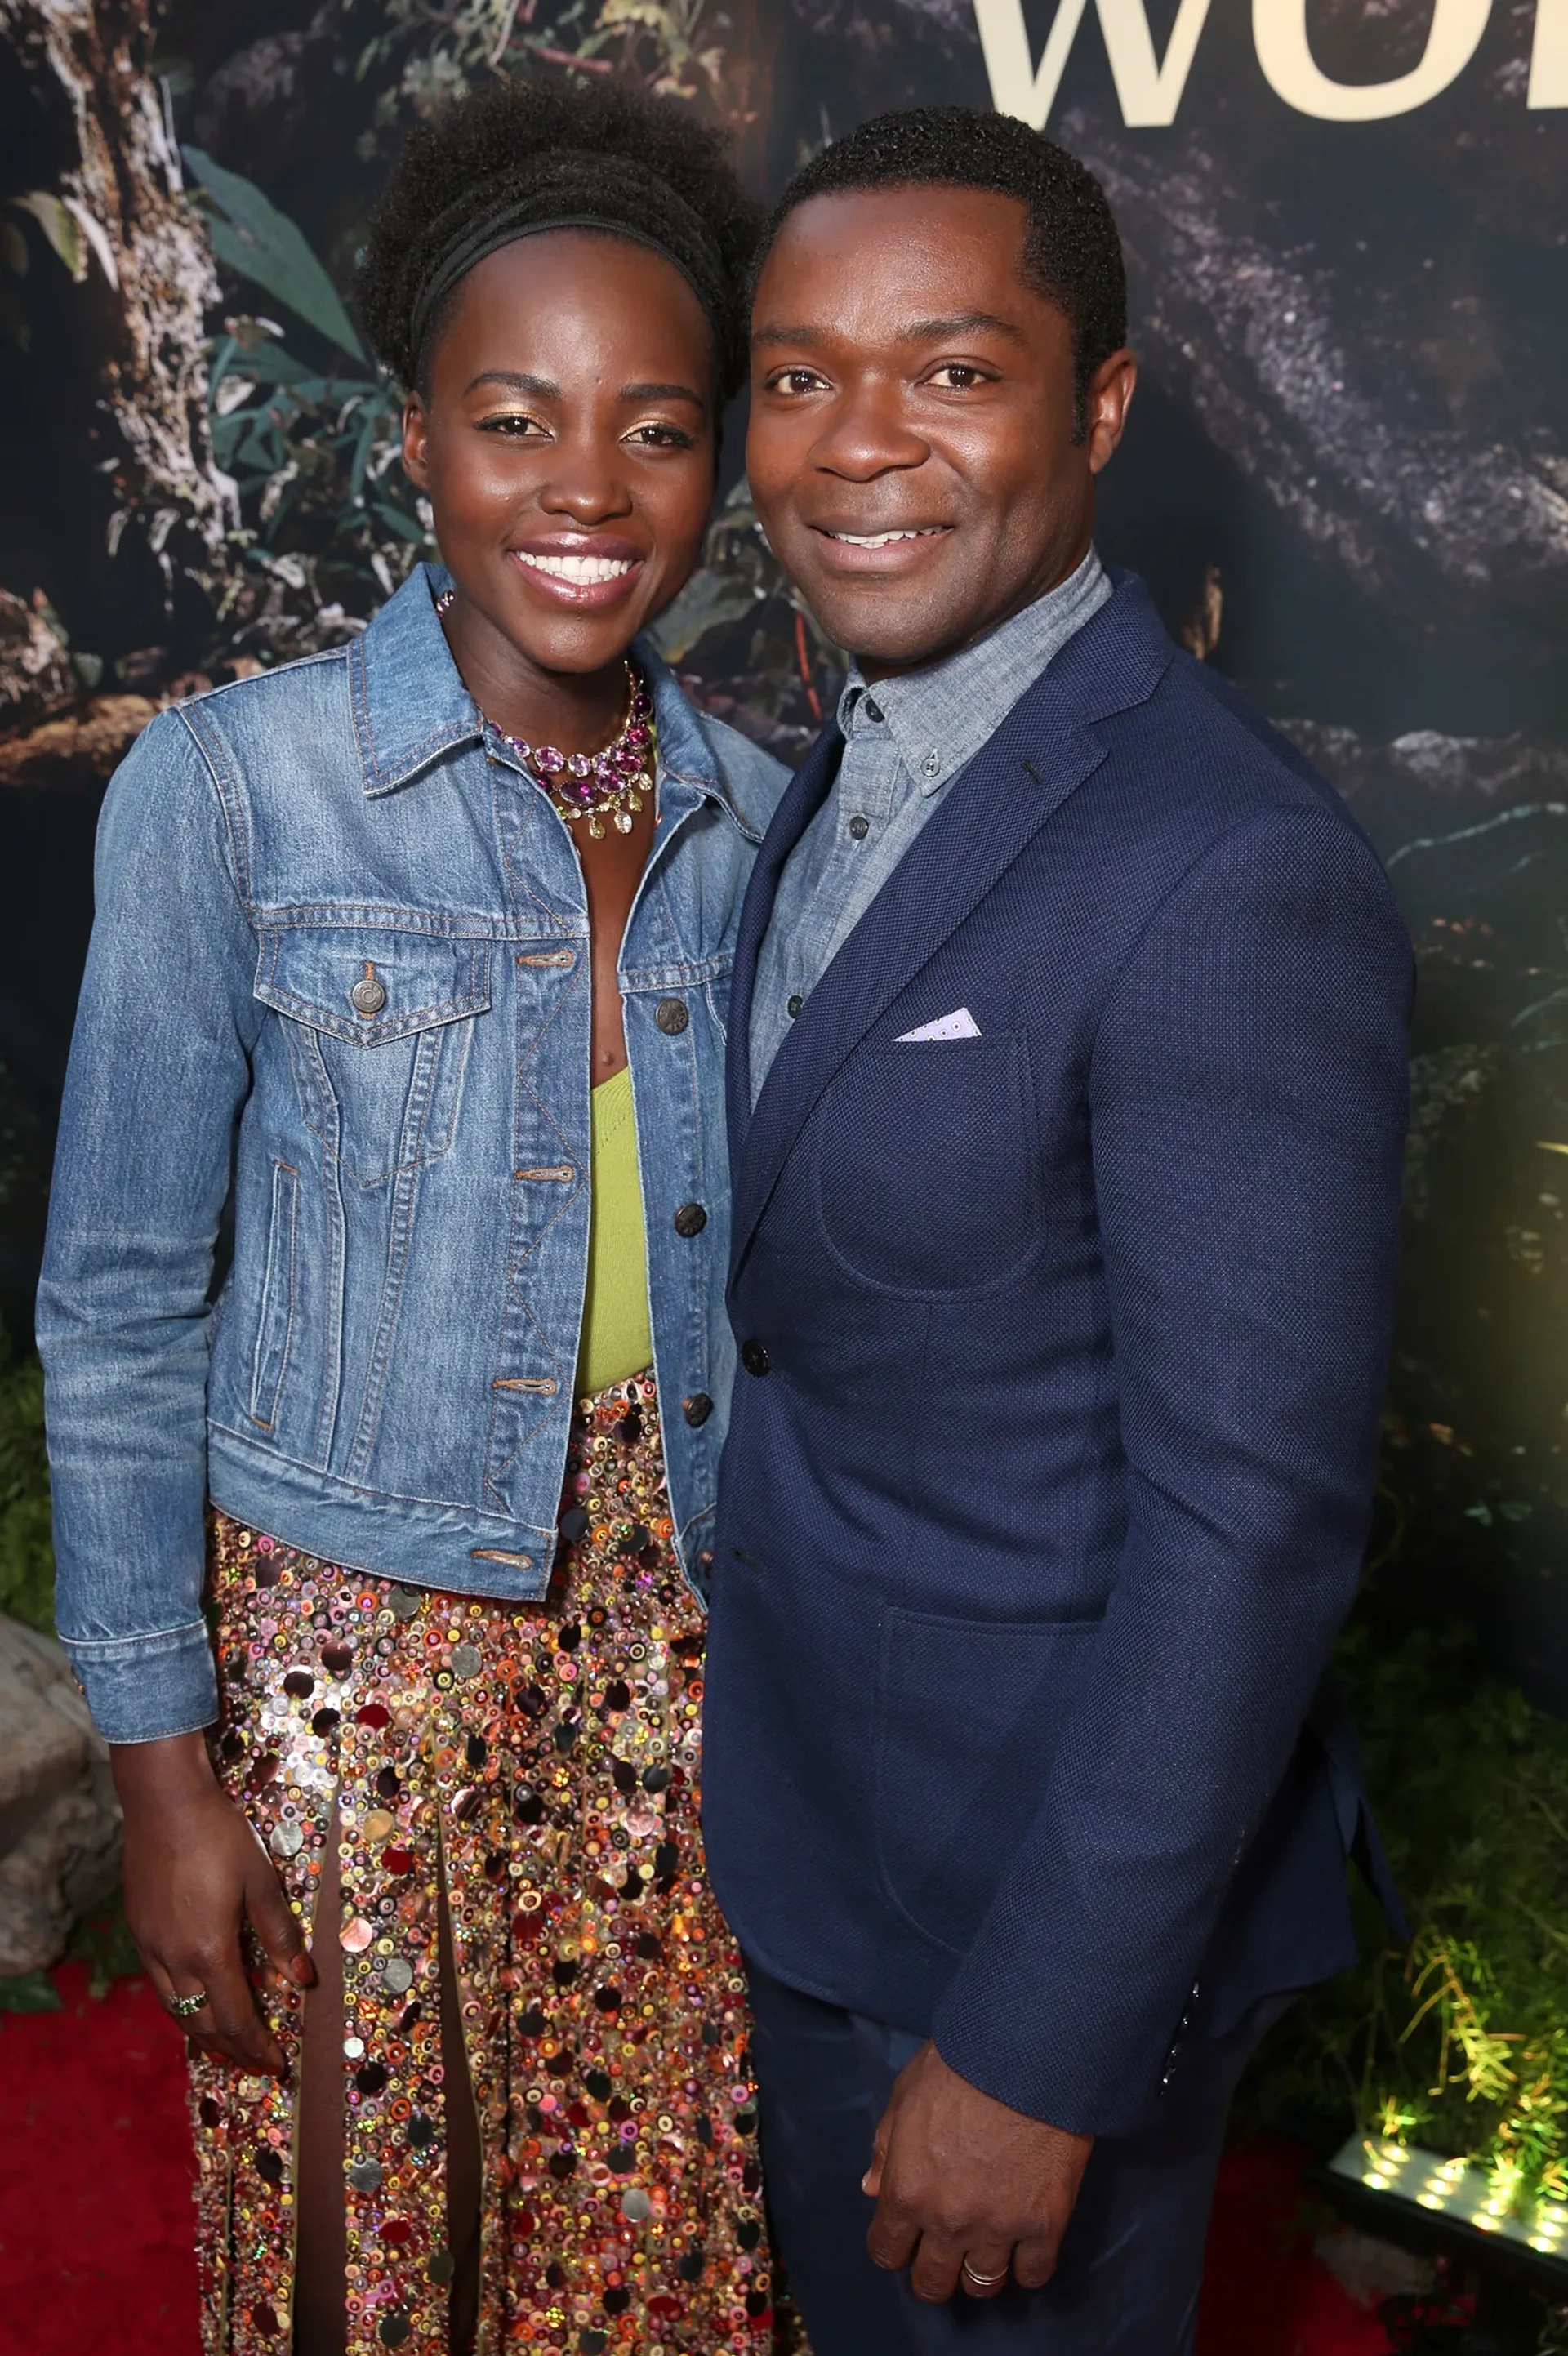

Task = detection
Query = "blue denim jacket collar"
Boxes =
[352,563,773,845]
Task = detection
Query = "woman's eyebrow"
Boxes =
[464,369,559,398]
[620,381,708,411]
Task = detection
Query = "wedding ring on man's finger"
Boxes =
[960,2261,1009,2292]
[167,1989,209,2021]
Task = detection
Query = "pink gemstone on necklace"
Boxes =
[532,746,564,776]
[567,753,592,779]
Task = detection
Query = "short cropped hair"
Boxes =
[757,107,1127,431]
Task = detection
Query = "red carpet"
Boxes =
[2,1963,1395,2354]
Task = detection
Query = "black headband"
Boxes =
[406,149,734,381]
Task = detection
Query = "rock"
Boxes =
[0,589,76,730]
[0,693,157,787]
[1065,110,1568,627]
[0,1617,122,1976]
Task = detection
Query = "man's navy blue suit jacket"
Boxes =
[701,572,1414,2140]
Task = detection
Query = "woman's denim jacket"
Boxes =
[38,565,789,1743]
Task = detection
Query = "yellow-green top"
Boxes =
[577,1064,653,1396]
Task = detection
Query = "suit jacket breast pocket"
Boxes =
[813,1033,1042,1296]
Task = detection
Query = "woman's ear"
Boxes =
[402,390,430,490]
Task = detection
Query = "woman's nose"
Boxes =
[537,437,635,521]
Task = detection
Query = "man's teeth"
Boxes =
[828,528,942,548]
[516,551,636,583]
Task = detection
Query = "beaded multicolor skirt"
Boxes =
[191,1374,781,2354]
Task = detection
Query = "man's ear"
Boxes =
[402,391,430,491]
[1086,350,1138,476]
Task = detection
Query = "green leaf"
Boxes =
[0,1970,61,2014]
[8,192,83,283]
[183,148,364,362]
[648,567,760,664]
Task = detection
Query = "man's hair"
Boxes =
[757,107,1127,433]
[357,77,762,398]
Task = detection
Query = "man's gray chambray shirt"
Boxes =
[749,547,1111,1101]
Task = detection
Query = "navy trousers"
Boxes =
[748,1963,1289,2355]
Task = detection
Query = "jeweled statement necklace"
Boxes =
[435,586,655,838]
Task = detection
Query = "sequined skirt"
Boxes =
[191,1374,778,2354]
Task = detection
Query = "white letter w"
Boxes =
[974,0,1214,129]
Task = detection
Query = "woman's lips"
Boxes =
[508,543,648,609]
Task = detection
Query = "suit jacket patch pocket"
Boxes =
[873,1606,1099,1955]
[813,1032,1041,1295]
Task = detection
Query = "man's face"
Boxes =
[746,185,1135,679]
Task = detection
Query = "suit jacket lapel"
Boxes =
[728,574,1176,1280]
[725,720,844,1170]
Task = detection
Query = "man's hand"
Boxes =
[113,1730,316,2077]
[863,2040,1093,2303]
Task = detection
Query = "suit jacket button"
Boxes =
[673,1201,707,1237]
[656,997,690,1035]
[682,1392,713,1427]
[741,1340,770,1377]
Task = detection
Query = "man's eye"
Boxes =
[771,368,825,397]
[929,365,986,391]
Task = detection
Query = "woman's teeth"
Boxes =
[827,528,943,548]
[516,551,636,583]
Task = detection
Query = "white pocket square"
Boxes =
[896,1006,982,1042]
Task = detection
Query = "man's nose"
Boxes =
[808,381,929,481]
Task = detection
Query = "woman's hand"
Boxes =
[111,1730,317,2075]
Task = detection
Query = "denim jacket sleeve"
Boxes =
[38,706,263,1744]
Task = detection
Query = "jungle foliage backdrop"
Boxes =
[1,0,1566,2232]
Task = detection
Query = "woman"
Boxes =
[38,78,789,2356]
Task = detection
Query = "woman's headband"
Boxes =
[405,149,735,384]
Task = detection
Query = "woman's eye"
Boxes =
[626,422,696,450]
[479,412,546,438]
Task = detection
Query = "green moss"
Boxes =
[1245,1616,1568,2209]
[0,1329,53,1636]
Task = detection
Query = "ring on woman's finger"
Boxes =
[166,1989,209,2021]
[960,2260,1010,2292]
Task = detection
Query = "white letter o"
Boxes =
[1254,0,1491,120]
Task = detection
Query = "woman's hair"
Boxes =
[357,78,762,399]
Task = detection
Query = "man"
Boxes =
[700,108,1412,2352]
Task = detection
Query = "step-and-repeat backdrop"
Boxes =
[1,0,1564,1704]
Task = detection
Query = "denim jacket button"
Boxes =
[656,997,690,1035]
[682,1392,713,1427]
[673,1201,707,1237]
[350,964,387,1017]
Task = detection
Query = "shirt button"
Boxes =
[786,995,802,1019]
[682,1392,713,1427]
[849,814,870,840]
[862,697,884,724]
[673,1201,707,1237]
[741,1339,771,1377]
[655,998,689,1035]
[921,750,942,779]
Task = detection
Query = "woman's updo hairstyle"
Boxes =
[357,77,762,401]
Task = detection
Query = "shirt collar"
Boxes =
[835,546,1109,795]
[350,561,766,840]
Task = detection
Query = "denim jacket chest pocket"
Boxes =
[254,924,492,1185]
